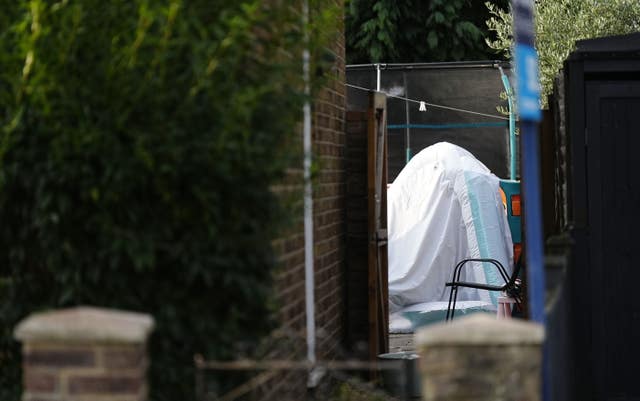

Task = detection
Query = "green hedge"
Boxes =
[0,1,335,399]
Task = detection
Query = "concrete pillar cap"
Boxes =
[416,314,544,346]
[14,306,154,344]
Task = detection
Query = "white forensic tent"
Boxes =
[387,142,513,320]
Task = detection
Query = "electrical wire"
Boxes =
[346,83,511,121]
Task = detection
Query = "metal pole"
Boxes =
[521,119,550,401]
[497,65,517,180]
[403,72,411,164]
[302,0,316,368]
[512,0,547,399]
[512,0,545,330]
[520,120,545,323]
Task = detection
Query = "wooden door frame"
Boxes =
[367,91,389,363]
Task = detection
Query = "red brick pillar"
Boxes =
[14,306,154,401]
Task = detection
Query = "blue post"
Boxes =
[512,0,547,399]
[520,120,545,324]
[521,119,549,401]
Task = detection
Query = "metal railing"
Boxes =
[194,329,413,401]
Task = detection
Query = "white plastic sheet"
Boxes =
[388,142,513,313]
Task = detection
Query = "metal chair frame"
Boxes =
[445,257,522,321]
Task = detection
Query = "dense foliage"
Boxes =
[0,1,335,400]
[486,0,640,106]
[346,0,509,64]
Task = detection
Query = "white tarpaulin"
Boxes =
[388,142,513,313]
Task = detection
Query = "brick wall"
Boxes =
[269,1,347,397]
[311,53,347,361]
[274,0,346,354]
[14,307,154,401]
[22,344,146,400]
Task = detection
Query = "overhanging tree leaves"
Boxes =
[486,0,640,106]
[346,0,509,63]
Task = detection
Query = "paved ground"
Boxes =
[388,333,415,353]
